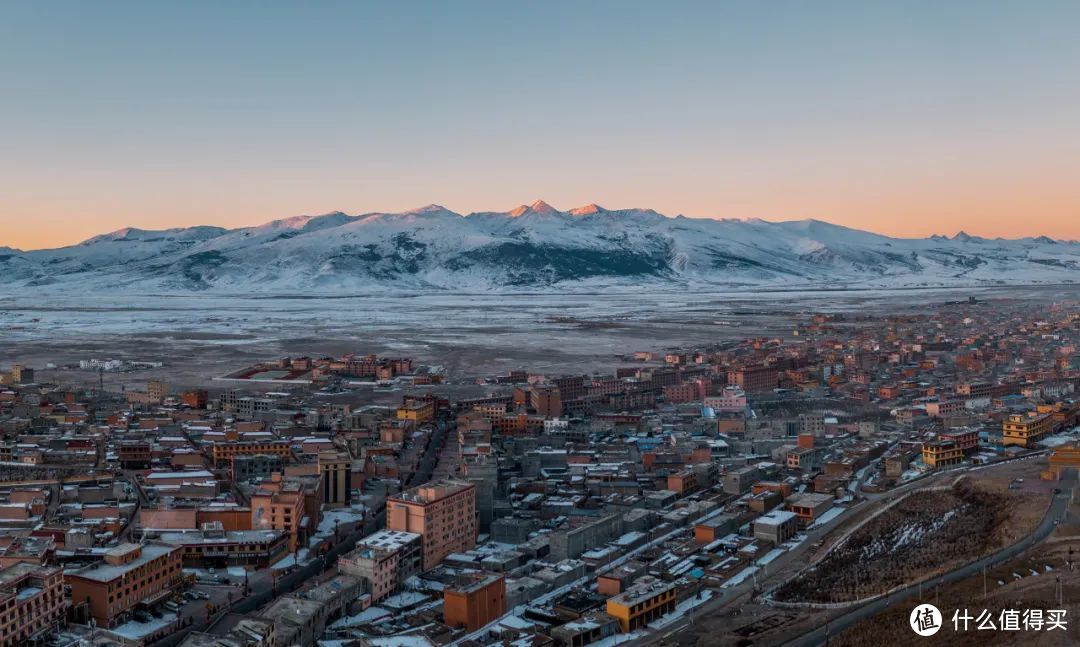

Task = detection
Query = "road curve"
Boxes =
[783,471,1075,647]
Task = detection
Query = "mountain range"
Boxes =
[2,200,1078,293]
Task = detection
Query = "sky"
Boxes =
[2,1,1079,250]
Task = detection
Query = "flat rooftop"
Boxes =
[390,480,473,504]
[67,543,176,583]
[609,579,676,607]
[756,510,798,526]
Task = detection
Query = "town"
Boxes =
[2,297,1080,647]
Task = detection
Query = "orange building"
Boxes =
[751,481,793,498]
[180,390,208,409]
[922,441,963,468]
[443,572,505,631]
[1002,412,1054,447]
[387,480,476,571]
[250,474,308,552]
[666,469,697,495]
[606,579,677,632]
[65,543,183,628]
[396,401,434,425]
[1046,445,1080,479]
[0,563,64,644]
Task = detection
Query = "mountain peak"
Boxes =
[405,204,454,215]
[509,200,560,217]
[569,203,604,216]
[530,199,558,213]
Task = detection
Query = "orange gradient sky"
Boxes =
[3,2,1079,250]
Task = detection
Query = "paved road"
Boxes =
[784,471,1076,647]
[640,452,1050,645]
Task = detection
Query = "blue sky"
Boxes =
[3,1,1079,248]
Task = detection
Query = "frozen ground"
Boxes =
[1,285,1073,393]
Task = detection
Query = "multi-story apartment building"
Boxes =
[147,379,168,404]
[387,480,477,571]
[65,543,184,628]
[396,401,434,425]
[233,453,285,483]
[529,384,563,418]
[956,381,993,399]
[10,365,34,385]
[212,439,292,467]
[250,474,308,552]
[338,530,422,602]
[727,365,778,393]
[155,524,288,569]
[0,563,64,645]
[118,441,152,469]
[1002,412,1055,447]
[703,386,747,412]
[922,441,963,467]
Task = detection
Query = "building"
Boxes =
[727,366,777,393]
[723,465,760,495]
[396,401,434,425]
[212,440,292,467]
[118,441,152,469]
[180,390,209,409]
[179,617,275,647]
[1002,412,1055,447]
[922,441,963,468]
[0,563,64,644]
[233,454,285,483]
[387,480,477,571]
[155,524,288,569]
[753,510,798,545]
[693,515,737,544]
[65,543,184,628]
[319,451,352,508]
[10,365,34,385]
[1046,445,1080,479]
[147,379,169,403]
[957,382,993,399]
[337,530,421,603]
[606,578,677,633]
[529,384,563,418]
[941,428,979,454]
[703,387,747,412]
[786,493,834,528]
[250,474,308,552]
[550,611,620,647]
[443,572,506,632]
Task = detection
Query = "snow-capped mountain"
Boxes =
[3,200,1079,293]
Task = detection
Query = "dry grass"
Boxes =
[774,479,1049,603]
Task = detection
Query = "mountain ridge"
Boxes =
[2,201,1079,293]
